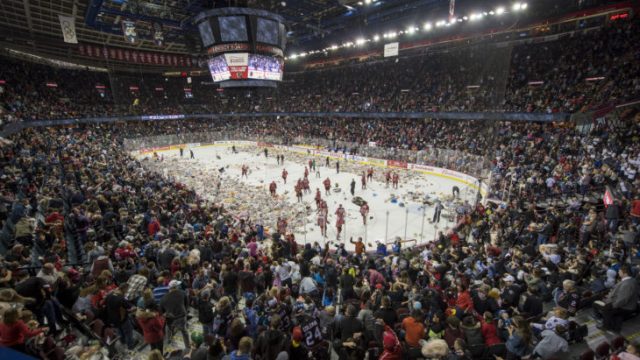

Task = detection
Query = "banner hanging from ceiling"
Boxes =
[58,15,78,44]
[153,23,164,47]
[122,20,137,44]
[77,43,194,67]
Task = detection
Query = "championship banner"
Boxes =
[58,15,78,44]
[153,23,164,47]
[77,43,193,68]
[122,20,137,44]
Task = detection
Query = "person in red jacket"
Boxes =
[136,305,165,353]
[379,324,403,360]
[147,216,161,237]
[480,312,501,346]
[0,308,46,352]
[455,284,474,317]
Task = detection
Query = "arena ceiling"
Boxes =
[0,0,613,70]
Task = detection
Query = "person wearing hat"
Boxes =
[160,279,190,349]
[500,274,522,309]
[288,326,308,360]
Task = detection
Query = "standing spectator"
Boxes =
[105,283,136,350]
[160,279,190,349]
[136,304,165,353]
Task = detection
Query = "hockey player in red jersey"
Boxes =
[317,207,328,237]
[361,172,367,190]
[241,164,249,178]
[323,177,331,196]
[295,180,303,202]
[282,169,288,184]
[269,181,277,197]
[367,167,374,182]
[385,171,392,188]
[335,204,346,239]
[392,172,399,189]
[315,188,322,207]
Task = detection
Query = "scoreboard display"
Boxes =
[195,8,286,88]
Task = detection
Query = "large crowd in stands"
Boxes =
[1,17,639,125]
[0,12,639,360]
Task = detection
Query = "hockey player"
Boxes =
[314,188,322,208]
[323,177,331,196]
[269,181,277,197]
[335,204,345,240]
[295,180,303,202]
[241,164,249,179]
[385,171,392,188]
[302,177,310,194]
[360,201,370,225]
[361,172,367,190]
[367,167,374,182]
[392,172,399,189]
[317,207,328,237]
[282,169,288,184]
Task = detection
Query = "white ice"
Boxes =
[136,145,477,252]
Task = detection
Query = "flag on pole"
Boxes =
[58,15,78,44]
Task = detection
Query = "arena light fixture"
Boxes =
[423,22,432,31]
[496,6,505,15]
[435,20,446,27]
[521,3,528,10]
[356,38,366,45]
[373,34,380,41]
[406,26,416,34]
[364,0,371,4]
[462,16,468,20]
[330,44,338,50]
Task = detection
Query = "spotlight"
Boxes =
[496,6,505,15]
[406,26,416,34]
[521,3,528,9]
[364,0,371,4]
[373,34,380,41]
[435,20,446,27]
[423,22,432,30]
[356,38,366,45]
[512,3,522,11]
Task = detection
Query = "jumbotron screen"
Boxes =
[207,53,283,82]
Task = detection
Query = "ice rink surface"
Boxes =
[136,145,477,251]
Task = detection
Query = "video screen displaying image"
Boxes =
[218,16,248,42]
[198,21,215,47]
[207,56,230,82]
[248,54,283,81]
[256,18,278,45]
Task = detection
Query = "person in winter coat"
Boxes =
[252,315,288,360]
[461,315,484,346]
[379,324,403,360]
[136,304,165,353]
[0,308,46,352]
[444,316,464,349]
[480,312,501,346]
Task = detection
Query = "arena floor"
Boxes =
[134,144,478,251]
